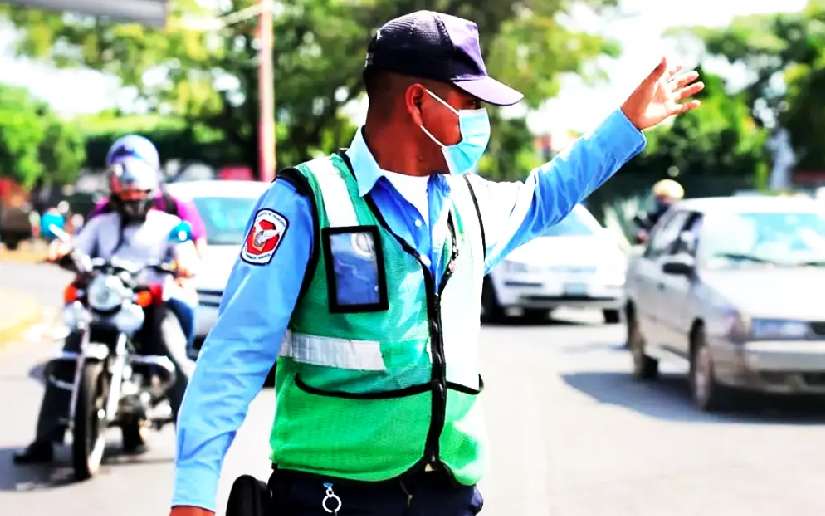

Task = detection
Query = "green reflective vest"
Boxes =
[270,152,487,485]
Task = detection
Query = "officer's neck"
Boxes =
[363,121,436,177]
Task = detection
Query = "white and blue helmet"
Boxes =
[105,134,160,171]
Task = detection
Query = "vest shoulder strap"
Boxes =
[462,176,486,259]
[277,167,321,307]
[301,156,358,228]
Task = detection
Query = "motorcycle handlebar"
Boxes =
[47,226,177,278]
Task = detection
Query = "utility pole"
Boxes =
[258,0,275,182]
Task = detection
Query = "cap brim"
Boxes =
[453,76,524,106]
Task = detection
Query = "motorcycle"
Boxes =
[47,223,192,480]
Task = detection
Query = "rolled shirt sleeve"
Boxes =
[470,109,646,272]
[172,178,314,511]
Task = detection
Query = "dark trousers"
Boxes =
[32,303,190,444]
[267,468,484,516]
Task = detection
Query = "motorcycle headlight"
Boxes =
[751,319,809,339]
[87,276,124,312]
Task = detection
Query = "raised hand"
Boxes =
[622,56,704,131]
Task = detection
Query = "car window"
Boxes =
[645,211,689,259]
[192,196,258,246]
[671,213,703,257]
[699,210,825,268]
[542,209,595,237]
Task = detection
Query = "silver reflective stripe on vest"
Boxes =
[280,331,386,371]
[303,157,359,228]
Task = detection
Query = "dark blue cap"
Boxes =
[365,10,524,106]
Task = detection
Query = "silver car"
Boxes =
[625,196,825,410]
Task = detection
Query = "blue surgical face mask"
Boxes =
[418,89,491,175]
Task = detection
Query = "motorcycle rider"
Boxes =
[12,154,198,464]
[89,134,209,256]
[88,135,202,349]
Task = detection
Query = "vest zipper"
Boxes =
[424,215,460,466]
[362,193,459,470]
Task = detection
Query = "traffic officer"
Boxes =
[171,10,703,516]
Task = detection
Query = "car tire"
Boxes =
[690,327,728,412]
[481,276,505,323]
[628,308,658,380]
[603,309,621,324]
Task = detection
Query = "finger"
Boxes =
[675,81,705,101]
[666,64,684,80]
[674,99,702,114]
[641,56,668,88]
[670,70,700,90]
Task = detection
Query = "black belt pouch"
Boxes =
[226,475,273,516]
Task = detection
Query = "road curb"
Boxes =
[0,289,43,347]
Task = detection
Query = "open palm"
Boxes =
[622,57,704,131]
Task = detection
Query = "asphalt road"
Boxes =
[2,261,825,516]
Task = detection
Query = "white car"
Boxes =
[483,204,627,323]
[166,180,269,339]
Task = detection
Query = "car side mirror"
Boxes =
[662,258,694,276]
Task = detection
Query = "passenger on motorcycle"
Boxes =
[12,154,199,465]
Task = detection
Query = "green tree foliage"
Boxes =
[693,0,825,169]
[1,0,618,177]
[588,70,768,219]
[0,84,84,186]
[631,72,767,180]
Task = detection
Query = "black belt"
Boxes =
[270,463,460,490]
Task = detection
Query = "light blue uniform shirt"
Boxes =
[173,109,645,510]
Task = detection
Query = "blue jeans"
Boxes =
[166,295,195,349]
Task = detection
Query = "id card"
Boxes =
[322,226,389,312]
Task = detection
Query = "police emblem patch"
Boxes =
[241,209,289,265]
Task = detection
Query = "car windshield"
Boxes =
[542,210,595,237]
[192,196,257,246]
[700,211,825,268]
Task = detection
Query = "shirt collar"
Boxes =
[345,127,384,197]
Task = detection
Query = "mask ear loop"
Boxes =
[418,88,460,147]
[425,89,460,116]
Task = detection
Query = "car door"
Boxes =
[631,210,689,345]
[656,213,703,358]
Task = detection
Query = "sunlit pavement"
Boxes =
[2,261,825,516]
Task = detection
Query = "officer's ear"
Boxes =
[405,83,427,126]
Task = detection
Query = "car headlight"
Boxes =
[502,260,532,273]
[750,319,809,339]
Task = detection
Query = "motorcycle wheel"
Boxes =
[72,362,108,480]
